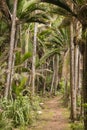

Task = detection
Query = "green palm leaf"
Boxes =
[22,0,40,12]
[17,0,25,16]
[72,0,85,5]
[51,7,71,17]
[18,0,49,24]
[36,48,60,67]
[41,0,77,17]
[21,12,49,24]
[21,52,32,63]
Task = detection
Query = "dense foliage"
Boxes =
[0,95,41,129]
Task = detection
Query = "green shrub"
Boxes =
[0,95,41,128]
[71,122,84,130]
[0,112,12,130]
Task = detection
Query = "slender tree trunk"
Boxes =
[54,54,58,95]
[79,50,83,116]
[4,0,18,99]
[32,23,38,95]
[43,80,46,95]
[50,56,55,94]
[25,27,29,68]
[11,25,19,99]
[74,43,79,118]
[74,44,79,94]
[83,26,87,130]
[50,54,58,95]
[62,49,69,103]
[75,21,82,117]
[42,65,46,95]
[78,51,83,93]
[70,21,76,121]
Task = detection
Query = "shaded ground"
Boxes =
[30,96,71,130]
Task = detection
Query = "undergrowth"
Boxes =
[0,95,41,129]
[71,122,84,130]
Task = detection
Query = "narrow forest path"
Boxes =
[30,96,71,130]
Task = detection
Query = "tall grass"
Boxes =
[0,95,41,129]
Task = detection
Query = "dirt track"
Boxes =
[30,96,71,130]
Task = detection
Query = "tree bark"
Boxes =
[32,23,38,95]
[79,49,83,116]
[74,44,79,96]
[50,54,58,95]
[70,21,76,121]
[50,56,55,94]
[75,21,82,117]
[83,27,87,130]
[54,54,58,95]
[4,0,18,99]
[24,27,29,68]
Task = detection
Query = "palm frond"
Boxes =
[49,36,63,47]
[73,0,85,5]
[18,0,45,18]
[50,27,70,49]
[17,0,25,16]
[21,12,49,24]
[41,0,77,17]
[22,0,40,12]
[36,48,60,67]
[51,7,71,17]
[18,0,49,24]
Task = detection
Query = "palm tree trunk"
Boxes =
[70,21,76,121]
[83,26,87,130]
[50,54,58,95]
[4,0,18,99]
[24,27,29,68]
[42,65,46,95]
[62,49,69,103]
[74,44,79,94]
[10,25,19,99]
[50,56,55,94]
[83,42,87,130]
[75,21,82,117]
[78,49,83,116]
[32,23,38,95]
[54,54,58,95]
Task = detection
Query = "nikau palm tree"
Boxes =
[5,0,18,99]
[32,22,38,95]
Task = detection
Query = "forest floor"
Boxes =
[29,95,71,130]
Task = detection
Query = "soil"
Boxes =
[29,96,71,130]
